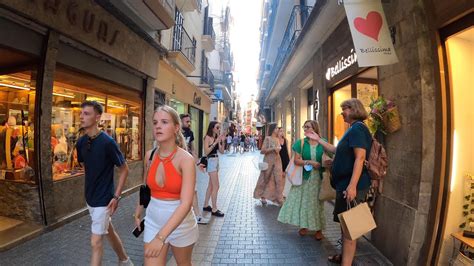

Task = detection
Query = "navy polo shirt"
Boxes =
[76,132,125,207]
[331,121,372,192]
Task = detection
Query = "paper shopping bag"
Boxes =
[338,202,377,240]
[319,170,335,201]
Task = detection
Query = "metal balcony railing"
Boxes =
[211,69,233,89]
[201,66,214,90]
[265,5,313,94]
[204,17,216,40]
[172,25,196,64]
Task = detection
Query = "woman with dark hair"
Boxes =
[278,120,326,241]
[305,98,372,265]
[202,121,226,217]
[277,127,290,173]
[253,123,284,205]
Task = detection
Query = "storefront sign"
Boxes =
[325,49,358,81]
[214,89,223,100]
[27,0,120,46]
[343,0,398,67]
[193,92,201,106]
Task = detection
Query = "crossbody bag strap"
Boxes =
[143,147,157,184]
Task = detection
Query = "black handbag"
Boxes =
[139,185,151,208]
[139,148,156,208]
[197,156,208,168]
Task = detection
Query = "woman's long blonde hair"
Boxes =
[155,105,187,151]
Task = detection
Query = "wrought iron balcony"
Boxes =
[202,17,216,52]
[172,26,196,64]
[211,69,233,90]
[201,66,214,91]
[265,5,313,95]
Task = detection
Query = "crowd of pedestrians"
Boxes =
[252,98,373,266]
[77,98,372,266]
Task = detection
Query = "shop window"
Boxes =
[330,68,378,145]
[332,84,351,145]
[439,26,474,264]
[0,70,36,183]
[169,98,185,114]
[51,67,142,181]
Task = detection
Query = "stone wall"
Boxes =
[371,0,438,265]
[0,181,42,223]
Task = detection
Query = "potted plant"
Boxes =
[368,96,401,135]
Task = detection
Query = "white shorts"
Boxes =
[87,205,111,235]
[206,157,219,173]
[144,198,198,247]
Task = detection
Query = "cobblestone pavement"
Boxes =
[0,151,392,265]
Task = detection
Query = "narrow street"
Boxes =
[0,152,390,265]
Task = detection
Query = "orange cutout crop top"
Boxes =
[147,149,182,199]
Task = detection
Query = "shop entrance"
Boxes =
[437,20,474,265]
[0,46,42,250]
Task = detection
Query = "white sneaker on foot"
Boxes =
[118,257,134,266]
[196,216,209,225]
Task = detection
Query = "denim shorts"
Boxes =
[207,157,219,173]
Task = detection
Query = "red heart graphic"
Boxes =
[354,11,383,41]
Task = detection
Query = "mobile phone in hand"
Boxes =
[132,219,145,238]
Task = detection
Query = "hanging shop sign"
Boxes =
[325,49,358,81]
[343,0,398,67]
[193,92,202,106]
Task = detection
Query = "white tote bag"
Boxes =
[285,139,304,186]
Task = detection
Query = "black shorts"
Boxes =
[333,188,369,223]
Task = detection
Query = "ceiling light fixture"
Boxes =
[0,82,31,91]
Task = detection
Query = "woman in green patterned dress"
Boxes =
[277,120,325,240]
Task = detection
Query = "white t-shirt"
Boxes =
[227,136,232,143]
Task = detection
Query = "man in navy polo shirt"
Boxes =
[76,101,133,266]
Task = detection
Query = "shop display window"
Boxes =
[51,67,142,181]
[331,68,378,145]
[439,26,474,264]
[169,98,185,114]
[0,70,36,183]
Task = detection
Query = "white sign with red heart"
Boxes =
[344,0,398,67]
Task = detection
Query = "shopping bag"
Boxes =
[319,170,335,201]
[286,156,302,186]
[338,202,377,240]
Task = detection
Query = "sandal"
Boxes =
[328,254,342,264]
[314,230,324,241]
[298,228,308,236]
[212,210,225,217]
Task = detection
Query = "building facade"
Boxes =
[157,0,213,157]
[0,0,174,250]
[258,0,473,264]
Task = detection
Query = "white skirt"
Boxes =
[144,198,199,247]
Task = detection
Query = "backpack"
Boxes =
[365,136,388,192]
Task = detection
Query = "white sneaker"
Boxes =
[118,257,134,266]
[196,216,209,225]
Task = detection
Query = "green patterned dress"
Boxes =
[277,143,325,231]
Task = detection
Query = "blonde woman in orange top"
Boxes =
[133,105,198,265]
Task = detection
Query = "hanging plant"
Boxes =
[368,96,401,135]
